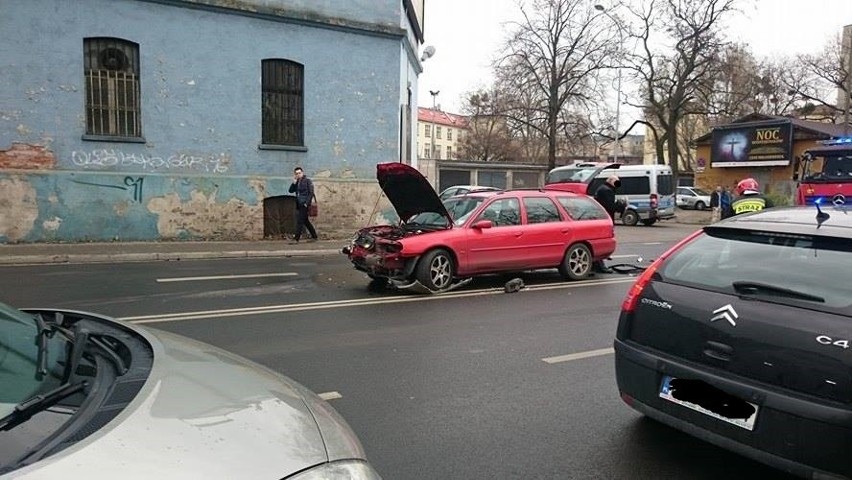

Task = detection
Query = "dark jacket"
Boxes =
[289,177,314,206]
[730,193,774,216]
[594,182,618,219]
[710,190,720,208]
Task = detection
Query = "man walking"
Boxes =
[288,166,318,243]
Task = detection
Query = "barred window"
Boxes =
[84,37,142,139]
[262,59,304,146]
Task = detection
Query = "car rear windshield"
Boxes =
[659,229,852,313]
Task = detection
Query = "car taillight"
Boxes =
[649,193,658,209]
[621,229,704,313]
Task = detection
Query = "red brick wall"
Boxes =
[0,143,56,170]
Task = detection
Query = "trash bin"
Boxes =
[263,195,297,238]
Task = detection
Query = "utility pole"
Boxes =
[429,90,440,159]
[595,4,625,163]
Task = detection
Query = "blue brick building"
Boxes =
[0,0,425,241]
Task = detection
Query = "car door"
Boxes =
[676,187,692,207]
[520,196,566,267]
[464,197,526,273]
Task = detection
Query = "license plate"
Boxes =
[659,376,758,431]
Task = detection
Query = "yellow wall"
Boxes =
[694,139,823,195]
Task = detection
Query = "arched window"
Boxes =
[83,37,142,139]
[262,59,304,146]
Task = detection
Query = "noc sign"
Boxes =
[710,121,793,167]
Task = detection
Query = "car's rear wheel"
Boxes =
[694,200,706,210]
[622,210,639,226]
[559,243,592,281]
[415,249,454,291]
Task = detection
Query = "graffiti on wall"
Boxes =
[71,176,145,203]
[72,149,230,173]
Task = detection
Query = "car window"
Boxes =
[693,188,710,196]
[657,174,674,195]
[619,177,651,195]
[557,196,609,220]
[523,197,562,224]
[677,187,691,196]
[660,230,852,313]
[474,198,520,227]
[0,305,66,419]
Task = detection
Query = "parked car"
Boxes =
[676,186,712,210]
[546,163,676,226]
[0,302,381,479]
[438,185,501,201]
[343,163,616,293]
[614,205,852,479]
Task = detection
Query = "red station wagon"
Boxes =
[342,163,617,293]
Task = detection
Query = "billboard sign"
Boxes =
[710,121,793,167]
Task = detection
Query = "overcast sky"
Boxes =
[417,0,852,121]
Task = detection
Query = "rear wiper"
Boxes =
[732,281,825,303]
[0,381,87,431]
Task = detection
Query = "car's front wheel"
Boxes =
[694,200,706,210]
[559,243,592,281]
[415,249,454,291]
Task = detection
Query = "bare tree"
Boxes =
[696,45,803,123]
[624,0,736,181]
[496,0,618,170]
[457,89,522,162]
[782,34,852,125]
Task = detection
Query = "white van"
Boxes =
[546,163,676,226]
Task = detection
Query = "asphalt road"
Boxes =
[0,225,796,480]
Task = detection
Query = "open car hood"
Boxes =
[377,162,451,222]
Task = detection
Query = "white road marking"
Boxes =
[542,347,615,364]
[318,391,343,401]
[120,277,635,324]
[611,254,639,259]
[641,242,663,245]
[156,273,298,283]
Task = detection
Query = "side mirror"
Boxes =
[471,219,493,229]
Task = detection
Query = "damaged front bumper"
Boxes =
[342,243,471,294]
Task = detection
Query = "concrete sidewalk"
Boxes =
[0,238,347,265]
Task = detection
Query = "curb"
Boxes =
[0,248,343,265]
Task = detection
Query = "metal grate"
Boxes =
[84,38,141,137]
[262,59,304,146]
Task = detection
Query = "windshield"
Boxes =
[447,197,487,226]
[0,304,67,419]
[660,230,852,313]
[804,154,852,181]
[546,167,599,184]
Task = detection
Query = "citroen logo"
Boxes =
[711,304,738,327]
[832,194,846,207]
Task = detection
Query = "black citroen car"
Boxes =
[614,205,852,479]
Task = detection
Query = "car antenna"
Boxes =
[815,201,830,229]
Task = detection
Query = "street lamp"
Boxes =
[595,4,624,163]
[429,90,440,159]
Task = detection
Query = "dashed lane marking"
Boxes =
[156,273,298,283]
[318,391,343,401]
[542,347,615,364]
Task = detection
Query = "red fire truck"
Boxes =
[795,138,852,206]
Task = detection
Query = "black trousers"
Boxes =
[294,202,317,240]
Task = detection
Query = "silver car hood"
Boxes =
[10,323,366,479]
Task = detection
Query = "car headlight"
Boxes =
[286,460,382,480]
